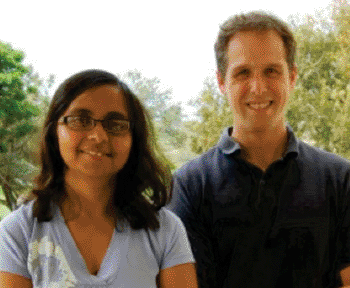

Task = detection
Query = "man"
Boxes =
[168,12,350,287]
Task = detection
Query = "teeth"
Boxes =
[249,102,271,109]
[84,150,103,157]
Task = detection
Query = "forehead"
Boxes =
[226,30,287,67]
[63,85,129,118]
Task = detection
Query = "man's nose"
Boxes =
[249,75,267,95]
[86,122,109,142]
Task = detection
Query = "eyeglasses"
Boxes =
[58,116,133,135]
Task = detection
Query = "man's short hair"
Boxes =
[214,11,297,78]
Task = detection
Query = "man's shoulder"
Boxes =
[297,140,350,168]
[174,145,221,178]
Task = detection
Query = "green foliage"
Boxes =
[187,77,232,154]
[287,2,350,158]
[122,70,188,169]
[0,43,41,155]
[124,71,172,120]
[0,41,52,211]
[332,0,350,78]
[188,1,350,160]
[159,105,187,148]
[0,186,10,221]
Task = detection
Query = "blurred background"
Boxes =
[1,0,348,219]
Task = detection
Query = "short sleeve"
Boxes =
[157,208,195,270]
[0,203,33,279]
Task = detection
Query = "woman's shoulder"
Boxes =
[157,207,185,230]
[149,207,194,269]
[146,207,188,242]
[125,207,185,235]
[0,200,36,271]
[0,200,35,232]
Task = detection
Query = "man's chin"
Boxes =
[238,122,270,132]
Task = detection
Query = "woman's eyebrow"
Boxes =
[68,109,127,119]
[105,111,128,120]
[69,108,92,115]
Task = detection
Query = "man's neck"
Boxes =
[232,124,289,172]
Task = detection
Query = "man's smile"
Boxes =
[246,101,273,110]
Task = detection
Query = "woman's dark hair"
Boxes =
[27,69,172,230]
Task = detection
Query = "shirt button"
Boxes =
[265,189,274,198]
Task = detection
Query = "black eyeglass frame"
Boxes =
[58,115,134,135]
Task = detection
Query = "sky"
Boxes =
[1,0,334,113]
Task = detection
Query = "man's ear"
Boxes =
[216,70,226,95]
[290,65,298,88]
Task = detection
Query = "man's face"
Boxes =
[217,30,297,134]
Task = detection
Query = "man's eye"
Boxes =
[235,69,249,78]
[266,68,279,75]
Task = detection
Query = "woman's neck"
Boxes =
[61,170,117,221]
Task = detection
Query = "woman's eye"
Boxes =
[111,124,122,131]
[78,117,90,125]
[70,117,90,127]
[109,121,129,132]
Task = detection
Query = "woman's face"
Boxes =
[56,84,133,180]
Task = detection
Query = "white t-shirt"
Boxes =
[0,200,195,287]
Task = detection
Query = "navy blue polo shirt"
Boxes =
[168,125,350,287]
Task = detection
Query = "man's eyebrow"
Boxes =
[234,64,248,69]
[266,63,283,68]
[232,64,249,72]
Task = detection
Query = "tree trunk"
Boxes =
[1,175,14,211]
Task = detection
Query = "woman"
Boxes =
[0,70,198,287]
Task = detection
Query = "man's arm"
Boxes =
[337,168,350,287]
[167,172,218,288]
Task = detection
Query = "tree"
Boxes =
[159,105,187,148]
[122,70,188,168]
[0,41,44,211]
[124,70,173,120]
[188,3,350,159]
[187,77,232,154]
[21,67,54,164]
[287,2,350,158]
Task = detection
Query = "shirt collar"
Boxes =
[218,123,299,158]
[285,124,299,158]
[218,127,241,155]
